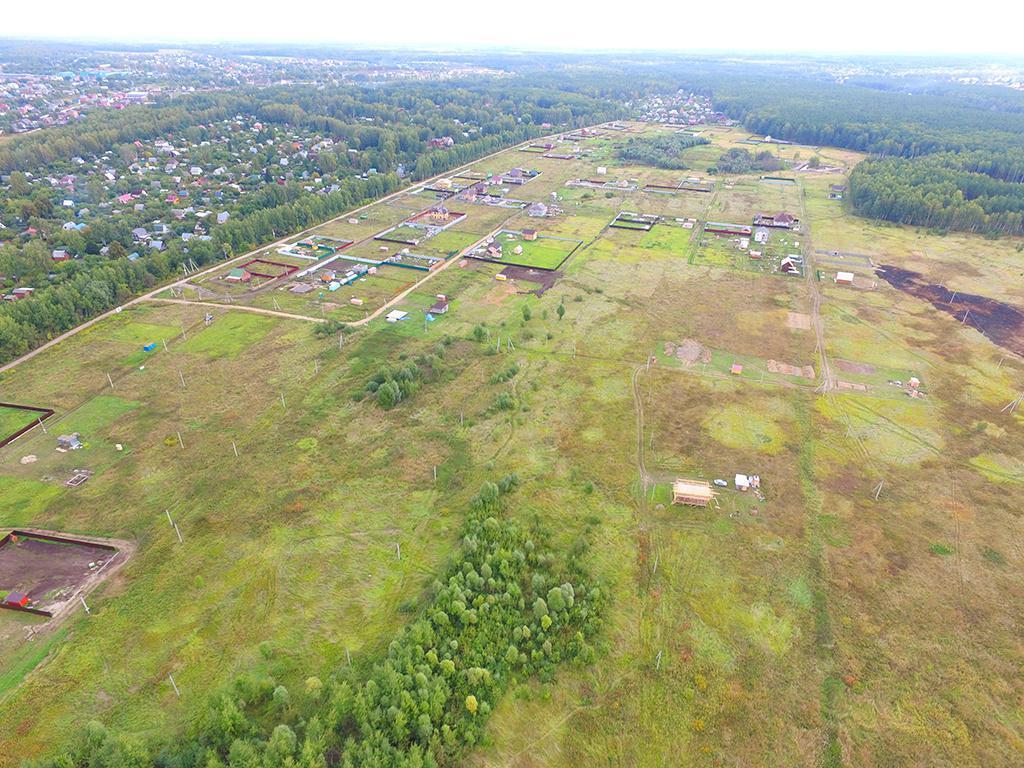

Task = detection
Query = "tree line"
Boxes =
[849,153,1024,235]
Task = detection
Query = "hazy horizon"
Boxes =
[5,0,1024,58]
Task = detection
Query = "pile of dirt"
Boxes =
[766,360,815,378]
[665,339,711,366]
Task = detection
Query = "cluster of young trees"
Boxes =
[709,147,783,175]
[616,134,709,169]
[365,361,425,409]
[361,341,451,409]
[31,476,603,768]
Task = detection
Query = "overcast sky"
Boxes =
[5,0,1022,57]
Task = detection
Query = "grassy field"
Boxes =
[0,406,37,442]
[489,231,581,269]
[1,121,1023,768]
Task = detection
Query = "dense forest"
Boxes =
[0,82,625,364]
[849,152,1024,235]
[30,477,603,768]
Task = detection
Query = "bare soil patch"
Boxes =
[496,265,562,296]
[835,359,876,375]
[664,339,711,366]
[786,312,811,330]
[766,360,815,378]
[0,530,133,628]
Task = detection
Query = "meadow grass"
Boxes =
[1,121,1023,768]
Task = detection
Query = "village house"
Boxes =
[754,212,799,229]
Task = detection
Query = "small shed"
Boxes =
[224,268,251,283]
[57,433,83,451]
[430,296,449,315]
[730,363,743,375]
[522,229,538,241]
[672,479,716,507]
[3,592,29,608]
[835,271,854,285]
[735,474,751,491]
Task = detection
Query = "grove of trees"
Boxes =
[30,476,603,768]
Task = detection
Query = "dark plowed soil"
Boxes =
[496,265,562,296]
[877,265,1024,357]
[0,536,116,610]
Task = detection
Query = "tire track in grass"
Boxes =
[795,398,844,768]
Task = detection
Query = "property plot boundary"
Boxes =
[374,225,426,246]
[0,402,55,448]
[238,258,300,280]
[467,230,583,271]
[610,212,660,231]
[0,529,121,618]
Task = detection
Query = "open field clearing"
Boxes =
[2,121,1024,768]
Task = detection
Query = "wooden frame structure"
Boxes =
[671,478,716,507]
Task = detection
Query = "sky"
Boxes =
[4,0,1023,57]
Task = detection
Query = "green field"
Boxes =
[0,405,37,441]
[489,232,580,269]
[179,313,277,357]
[2,121,1024,768]
[375,224,426,243]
